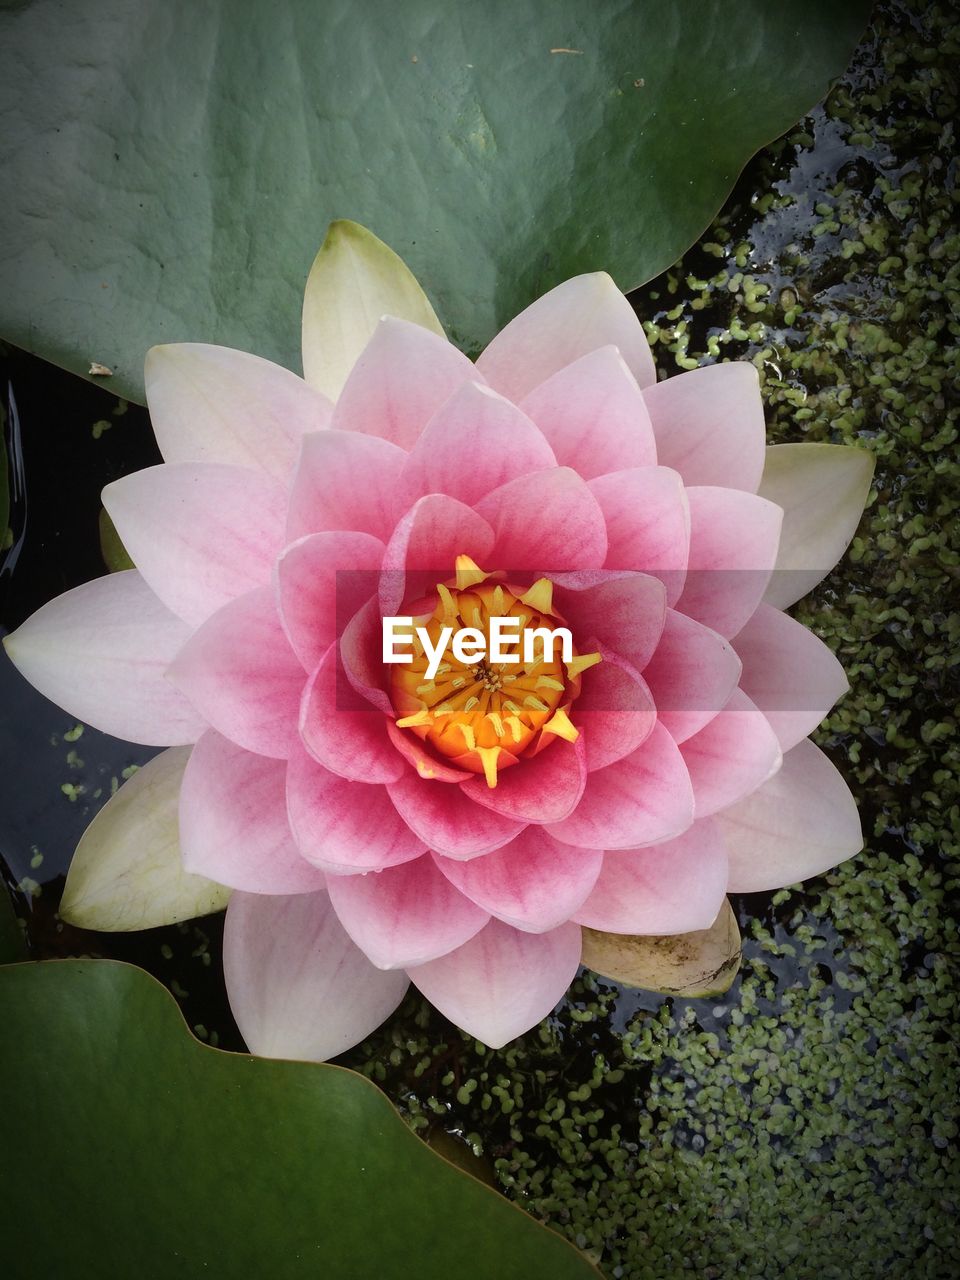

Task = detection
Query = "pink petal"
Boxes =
[330,317,477,449]
[388,771,525,860]
[641,609,742,743]
[573,648,656,771]
[476,273,655,400]
[546,723,694,850]
[2,571,205,745]
[167,586,304,759]
[223,890,409,1061]
[275,532,384,672]
[556,571,666,673]
[642,363,766,491]
[399,381,556,507]
[680,688,783,818]
[718,738,863,892]
[408,917,582,1048]
[675,486,783,638]
[145,343,332,481]
[286,430,407,543]
[588,467,689,605]
[434,826,602,933]
[475,467,607,572]
[179,730,326,893]
[380,493,495,615]
[339,596,395,716]
[518,346,658,477]
[103,463,287,627]
[286,741,426,874]
[573,819,729,934]
[298,643,403,784]
[732,603,849,751]
[461,737,587,824]
[327,856,489,969]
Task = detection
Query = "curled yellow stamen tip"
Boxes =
[520,578,554,614]
[542,706,579,743]
[460,724,477,751]
[523,695,550,713]
[565,651,602,680]
[463,696,480,713]
[396,708,433,729]
[455,555,488,589]
[477,745,501,789]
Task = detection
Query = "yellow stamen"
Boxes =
[565,651,602,680]
[396,708,433,729]
[486,711,505,738]
[460,724,477,751]
[542,706,579,742]
[436,582,458,623]
[477,746,501,788]
[523,695,549,713]
[535,675,565,692]
[505,715,524,743]
[455,555,488,589]
[520,578,554,614]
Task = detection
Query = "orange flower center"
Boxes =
[389,556,600,787]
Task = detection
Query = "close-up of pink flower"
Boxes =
[3,221,875,1058]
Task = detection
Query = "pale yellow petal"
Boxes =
[60,747,230,931]
[301,220,444,399]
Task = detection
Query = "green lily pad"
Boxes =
[0,959,597,1279]
[581,899,742,997]
[0,0,868,402]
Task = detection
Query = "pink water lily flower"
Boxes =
[4,222,874,1058]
